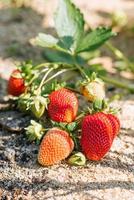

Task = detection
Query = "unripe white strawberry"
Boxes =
[81,78,105,102]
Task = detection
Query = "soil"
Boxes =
[0,0,134,200]
[0,98,134,200]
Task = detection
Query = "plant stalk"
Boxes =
[100,75,134,92]
[28,68,49,86]
[65,87,81,95]
[35,62,74,70]
[73,56,89,80]
[34,63,52,70]
[106,42,134,73]
[37,68,54,94]
[33,60,134,93]
[42,68,76,85]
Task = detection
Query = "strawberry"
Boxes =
[106,114,120,140]
[38,128,74,166]
[81,112,113,161]
[8,69,26,96]
[80,78,105,102]
[48,88,78,123]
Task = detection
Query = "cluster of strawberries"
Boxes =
[8,69,120,166]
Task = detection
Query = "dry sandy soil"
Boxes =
[0,0,134,199]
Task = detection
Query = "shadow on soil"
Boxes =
[0,178,133,199]
[0,131,134,199]
[0,78,7,99]
[98,153,134,174]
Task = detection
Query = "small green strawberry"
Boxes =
[30,96,49,119]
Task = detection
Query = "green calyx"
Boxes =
[25,120,44,143]
[93,99,108,112]
[51,121,78,133]
[17,93,31,113]
[81,72,104,86]
[92,98,120,115]
[68,152,86,166]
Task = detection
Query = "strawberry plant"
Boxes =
[7,0,132,166]
[30,0,134,93]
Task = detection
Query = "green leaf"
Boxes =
[76,27,116,53]
[33,33,68,53]
[42,49,86,65]
[35,33,58,47]
[58,36,74,50]
[54,0,84,52]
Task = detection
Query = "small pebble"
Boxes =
[4,148,15,163]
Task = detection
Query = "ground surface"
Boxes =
[0,97,134,200]
[0,0,134,200]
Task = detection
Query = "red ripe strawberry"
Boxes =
[8,69,26,96]
[106,114,120,140]
[81,112,113,161]
[38,128,74,166]
[48,88,78,123]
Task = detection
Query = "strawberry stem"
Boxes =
[75,63,89,80]
[34,62,52,69]
[41,68,76,85]
[73,56,89,80]
[65,87,81,95]
[106,42,134,73]
[75,112,86,124]
[35,62,74,70]
[37,68,54,94]
[100,75,134,92]
[71,59,134,92]
[28,68,49,86]
[29,60,134,93]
